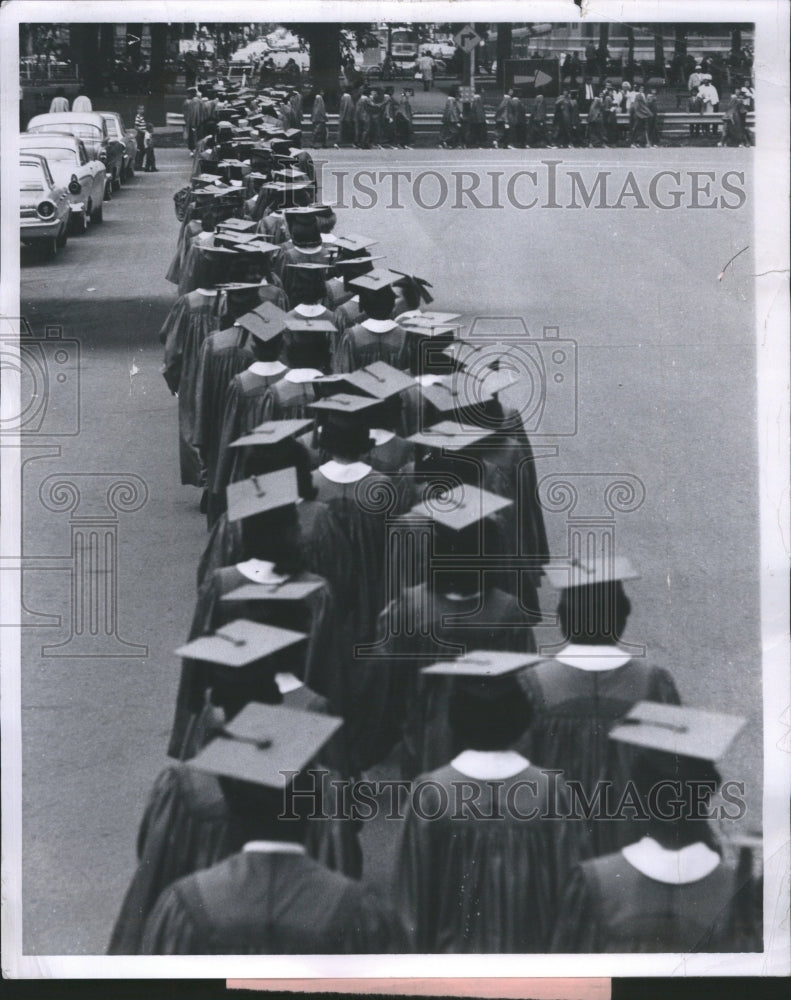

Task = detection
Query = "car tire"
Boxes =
[56,221,68,248]
[112,168,122,191]
[70,210,89,235]
[92,200,104,223]
[43,237,58,259]
[104,179,113,201]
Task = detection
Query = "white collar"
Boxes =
[294,244,324,256]
[369,428,395,446]
[285,368,323,383]
[442,591,481,602]
[235,559,288,585]
[622,837,721,885]
[361,318,398,333]
[346,294,360,304]
[247,360,287,377]
[293,303,326,317]
[196,287,218,297]
[416,373,446,387]
[275,671,304,695]
[319,460,371,484]
[452,749,530,780]
[243,841,306,856]
[555,643,632,672]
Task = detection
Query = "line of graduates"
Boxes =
[108,115,763,955]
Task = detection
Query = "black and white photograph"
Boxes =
[1,0,788,981]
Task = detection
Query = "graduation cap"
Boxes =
[418,372,495,418]
[236,302,290,343]
[544,554,640,591]
[229,418,313,450]
[175,619,306,668]
[214,231,261,250]
[285,261,334,273]
[193,173,227,187]
[309,393,383,420]
[189,702,342,789]
[421,650,544,678]
[400,311,463,331]
[215,217,258,235]
[409,482,512,532]
[609,702,746,762]
[274,166,308,182]
[236,239,281,256]
[283,315,336,336]
[315,362,415,402]
[331,234,379,255]
[391,270,434,307]
[221,577,326,603]
[348,268,401,294]
[226,466,300,523]
[408,419,498,452]
[442,340,485,368]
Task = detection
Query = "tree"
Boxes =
[653,28,665,77]
[673,24,687,60]
[597,23,610,76]
[495,23,512,89]
[148,24,168,122]
[69,24,102,96]
[287,23,343,107]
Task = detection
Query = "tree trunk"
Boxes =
[70,24,102,96]
[731,27,742,59]
[495,24,512,89]
[653,29,665,77]
[148,24,168,123]
[307,24,342,109]
[597,23,610,76]
[100,24,115,72]
[674,25,687,59]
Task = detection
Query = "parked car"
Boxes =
[26,111,124,192]
[20,132,106,232]
[20,153,71,257]
[98,110,137,180]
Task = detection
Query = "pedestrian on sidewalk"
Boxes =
[134,105,146,169]
[418,51,435,92]
[143,123,158,171]
[336,88,356,147]
[394,89,414,148]
[311,88,328,148]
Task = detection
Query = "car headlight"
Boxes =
[68,174,82,194]
[37,200,56,219]
[98,149,107,161]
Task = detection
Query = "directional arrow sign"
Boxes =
[514,69,553,88]
[454,25,481,54]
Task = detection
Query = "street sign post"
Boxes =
[455,24,481,103]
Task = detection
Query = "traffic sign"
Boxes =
[454,25,481,54]
[514,69,554,89]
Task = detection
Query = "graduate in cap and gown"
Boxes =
[275,208,334,305]
[395,657,591,952]
[298,395,411,751]
[139,703,402,954]
[160,283,264,491]
[366,482,539,776]
[110,620,318,953]
[258,315,334,424]
[211,307,292,512]
[195,302,287,527]
[515,556,681,856]
[334,270,410,373]
[551,704,761,952]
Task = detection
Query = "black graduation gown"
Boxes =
[395,761,592,953]
[335,321,410,374]
[365,435,414,475]
[260,375,319,420]
[210,365,288,504]
[550,850,761,953]
[276,246,333,306]
[160,289,222,487]
[193,327,255,524]
[366,585,538,776]
[516,658,681,855]
[139,850,403,954]
[168,564,334,759]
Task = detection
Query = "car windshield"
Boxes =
[32,123,101,142]
[24,146,76,163]
[102,116,120,136]
[20,162,45,190]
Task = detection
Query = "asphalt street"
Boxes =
[18,143,758,954]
